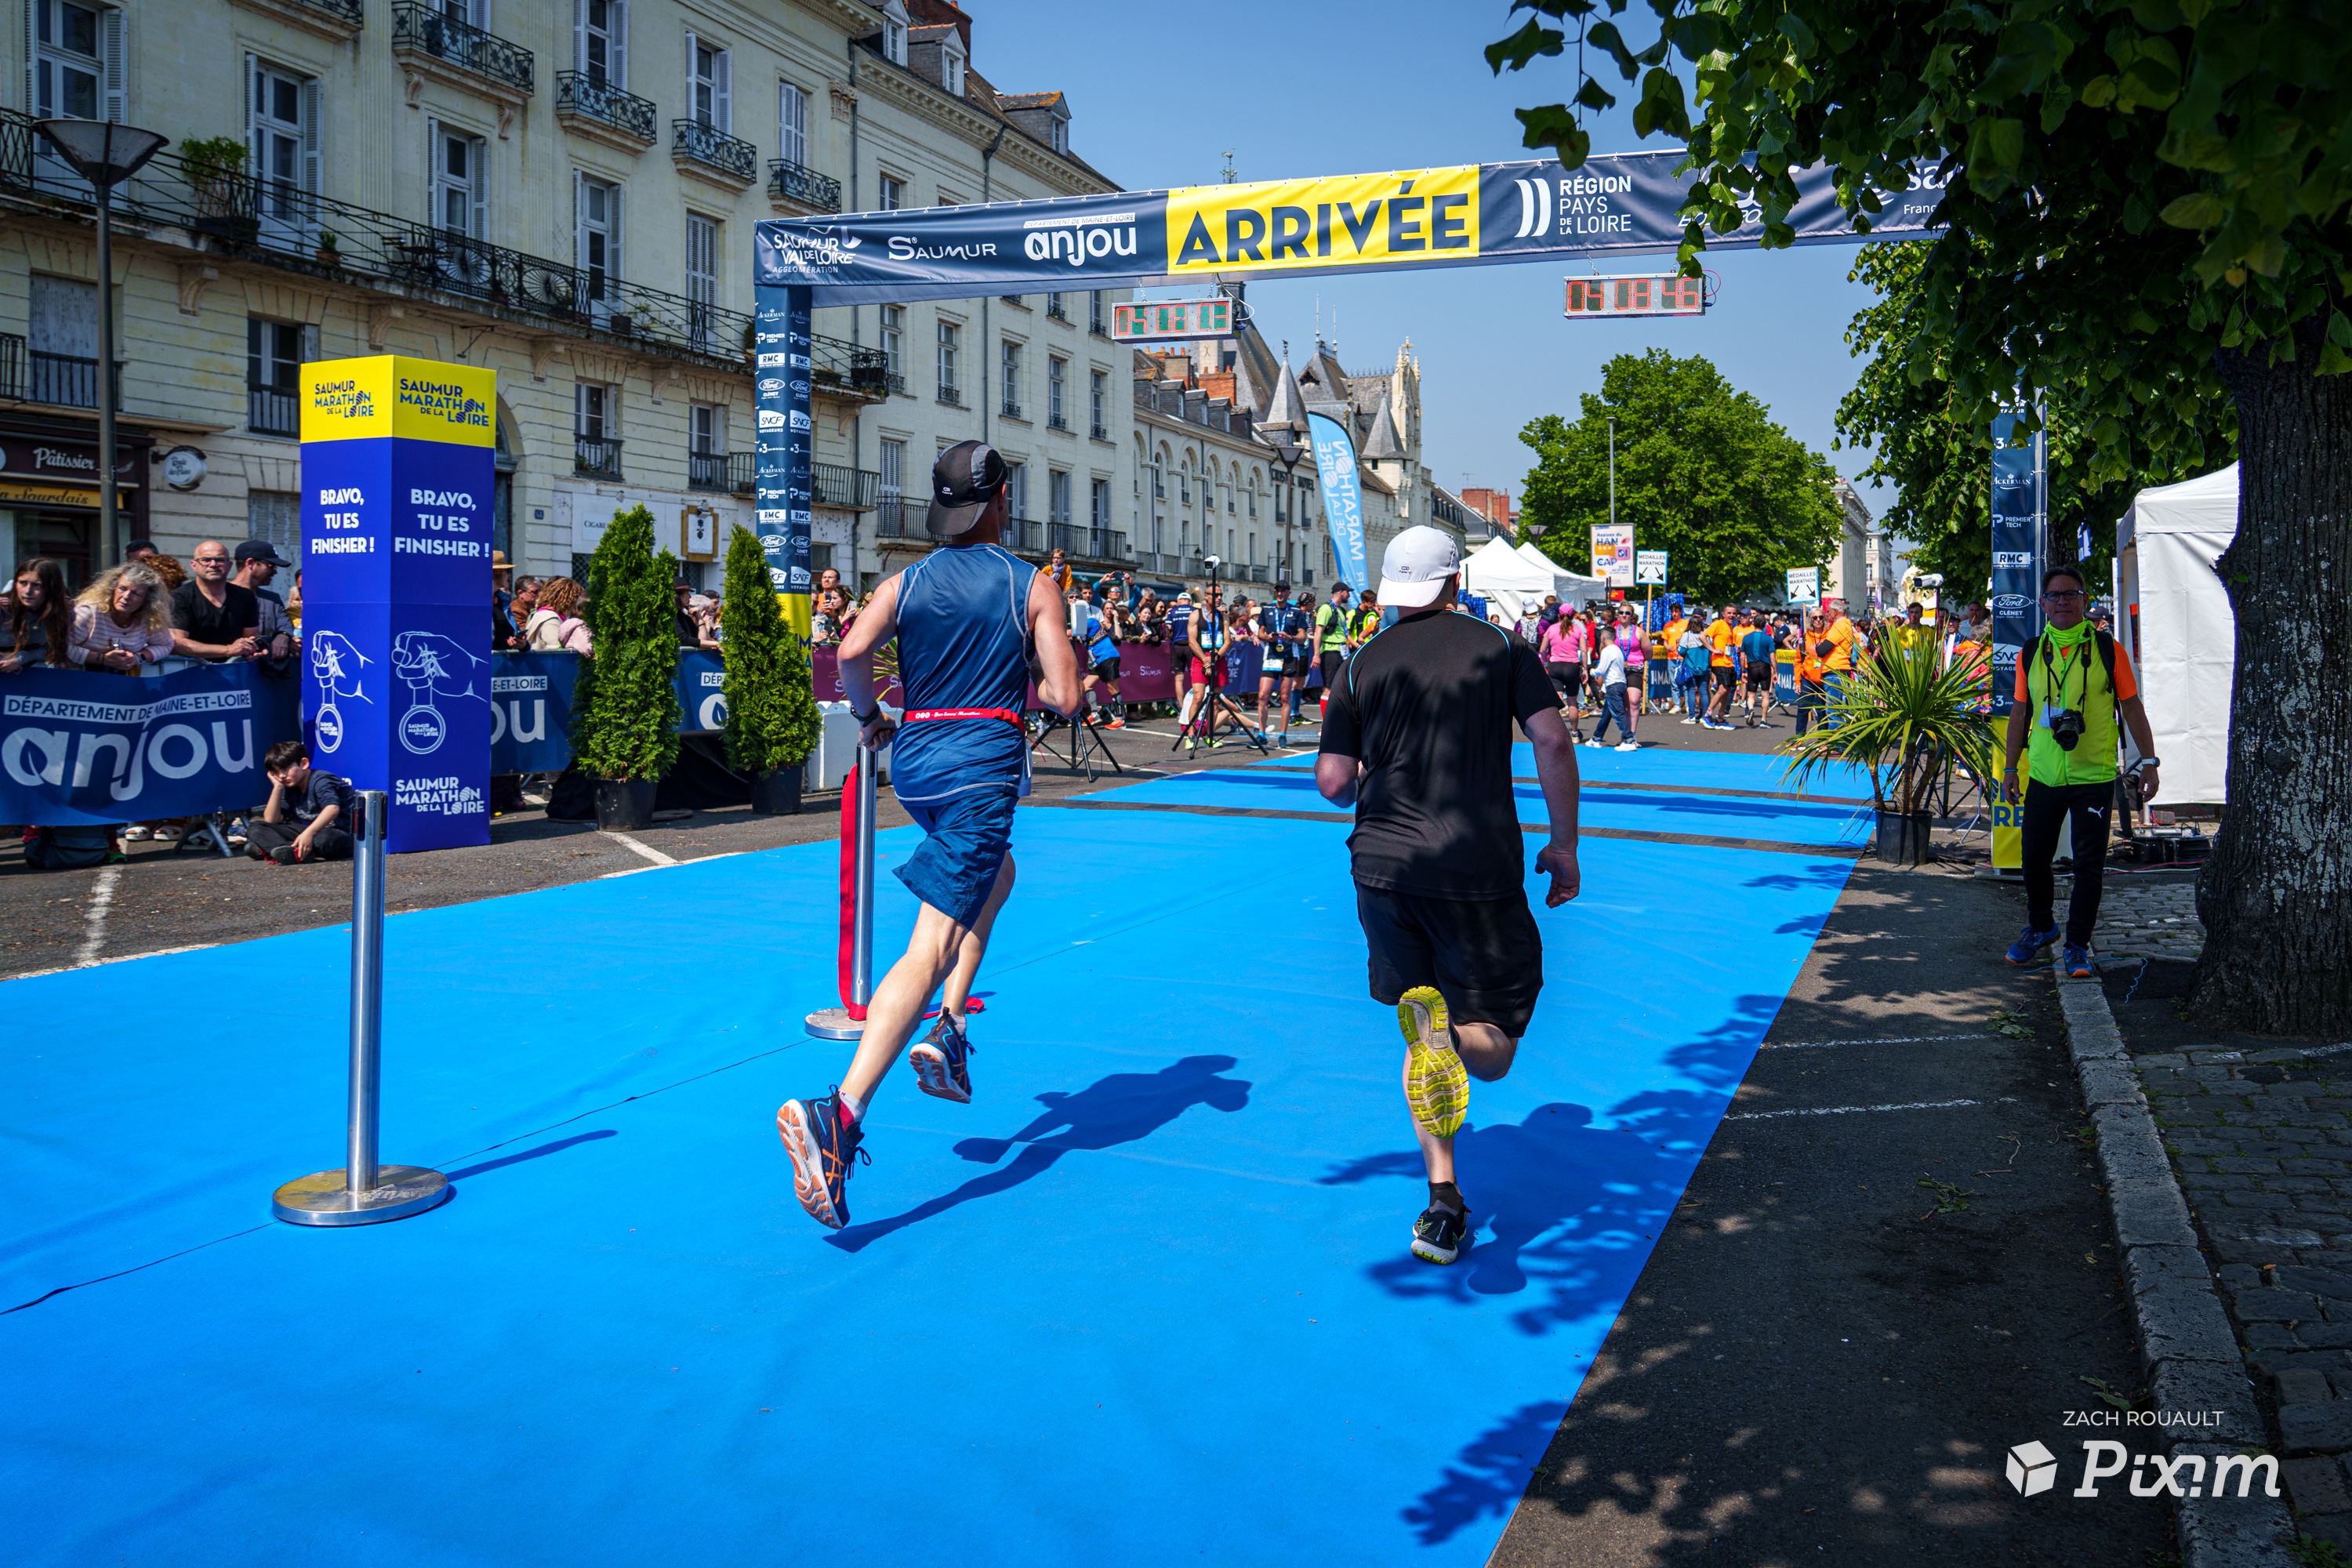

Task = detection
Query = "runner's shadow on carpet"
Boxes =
[825,1055,1252,1253]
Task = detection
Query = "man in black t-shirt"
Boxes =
[170,540,262,661]
[1316,526,1583,1267]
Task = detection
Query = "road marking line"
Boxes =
[601,831,677,866]
[73,866,118,967]
[1726,1098,1981,1120]
[1759,1033,1997,1051]
[5,942,221,983]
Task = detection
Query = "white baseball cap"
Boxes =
[1377,525,1461,609]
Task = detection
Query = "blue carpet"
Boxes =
[1,748,1853,1566]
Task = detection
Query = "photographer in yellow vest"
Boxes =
[2000,565,2161,978]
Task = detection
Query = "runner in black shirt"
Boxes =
[1316,526,1582,1265]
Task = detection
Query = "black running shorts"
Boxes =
[1744,666,1773,690]
[1711,665,1737,689]
[1356,884,1544,1038]
[1092,656,1120,682]
[1321,649,1345,691]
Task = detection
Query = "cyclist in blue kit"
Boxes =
[779,441,1082,1230]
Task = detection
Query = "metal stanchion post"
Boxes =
[807,745,877,1040]
[271,791,452,1225]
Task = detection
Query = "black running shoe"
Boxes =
[1411,1202,1472,1265]
[777,1087,869,1229]
[909,1013,976,1103]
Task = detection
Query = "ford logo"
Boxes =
[1993,593,2029,613]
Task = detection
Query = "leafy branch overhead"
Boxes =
[1488,0,2352,485]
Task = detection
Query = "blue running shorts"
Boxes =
[895,786,1018,927]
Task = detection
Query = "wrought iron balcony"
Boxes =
[938,382,963,407]
[673,119,757,183]
[1047,411,1069,432]
[1000,516,1034,551]
[687,451,728,492]
[809,333,889,401]
[1091,421,1108,440]
[810,462,880,511]
[556,71,656,145]
[876,498,913,539]
[768,158,841,212]
[1046,296,1069,321]
[390,2,534,97]
[0,340,122,410]
[249,383,299,437]
[1000,397,1021,419]
[574,435,622,478]
[0,107,750,370]
[725,452,757,494]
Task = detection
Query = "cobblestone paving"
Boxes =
[2131,985,2352,1547]
[2082,878,2206,963]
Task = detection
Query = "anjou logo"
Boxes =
[2005,1439,2278,1499]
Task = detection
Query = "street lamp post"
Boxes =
[34,118,169,564]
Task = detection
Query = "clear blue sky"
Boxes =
[975,0,1896,519]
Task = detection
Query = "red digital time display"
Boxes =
[1563,274,1707,318]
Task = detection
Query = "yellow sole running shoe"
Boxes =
[1399,985,1468,1138]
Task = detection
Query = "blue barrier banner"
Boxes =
[1988,413,2044,720]
[755,153,1944,306]
[1308,412,1370,597]
[488,653,577,775]
[0,662,301,826]
[300,354,497,853]
[675,649,729,734]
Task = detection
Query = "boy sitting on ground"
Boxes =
[250,739,357,865]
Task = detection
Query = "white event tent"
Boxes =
[2115,463,2237,805]
[1460,537,1606,624]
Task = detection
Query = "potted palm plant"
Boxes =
[570,503,681,829]
[1777,641,2000,866]
[718,526,821,812]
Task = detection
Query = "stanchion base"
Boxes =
[271,1165,452,1227]
[804,1007,866,1040]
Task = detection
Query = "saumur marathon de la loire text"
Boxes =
[303,487,489,557]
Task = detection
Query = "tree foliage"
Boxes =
[718,525,820,775]
[1520,348,1845,605]
[1833,241,2232,595]
[570,503,681,782]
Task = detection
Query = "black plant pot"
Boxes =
[749,768,804,816]
[593,778,659,831]
[1875,809,1934,866]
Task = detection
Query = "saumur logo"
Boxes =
[2006,1439,2278,1501]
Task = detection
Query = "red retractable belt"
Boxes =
[901,707,1025,727]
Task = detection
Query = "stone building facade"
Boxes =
[0,0,1129,597]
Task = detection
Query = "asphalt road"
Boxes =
[1489,857,2173,1565]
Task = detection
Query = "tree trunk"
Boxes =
[2190,340,2352,1036]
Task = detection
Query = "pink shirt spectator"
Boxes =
[1537,622,1577,663]
[69,602,174,669]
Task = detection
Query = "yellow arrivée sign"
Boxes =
[300,355,498,447]
[1164,165,1482,275]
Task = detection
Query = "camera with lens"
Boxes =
[2047,708,2085,750]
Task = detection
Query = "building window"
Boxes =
[246,318,310,437]
[1089,292,1105,334]
[32,1,114,132]
[878,437,905,532]
[779,79,808,168]
[1047,469,1071,530]
[879,305,903,383]
[1000,339,1021,418]
[1047,356,1065,429]
[1091,477,1110,529]
[688,36,731,131]
[1089,368,1105,437]
[685,212,717,325]
[941,42,965,98]
[1151,453,1164,499]
[576,383,612,438]
[576,172,622,307]
[434,124,486,238]
[249,490,302,557]
[810,542,835,574]
[878,173,903,210]
[1005,459,1028,521]
[936,319,960,403]
[1051,116,1069,155]
[1221,481,1233,515]
[249,59,320,220]
[883,13,907,67]
[1046,291,1065,319]
[1179,462,1190,506]
[689,403,720,453]
[1247,477,1258,518]
[575,382,621,475]
[580,0,626,85]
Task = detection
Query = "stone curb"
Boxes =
[2056,973,2296,1566]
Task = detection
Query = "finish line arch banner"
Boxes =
[299,354,497,853]
[751,150,1944,614]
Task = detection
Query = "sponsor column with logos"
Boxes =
[752,286,814,637]
[299,355,498,852]
[1988,412,2046,870]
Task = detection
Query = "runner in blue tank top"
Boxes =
[779,441,1081,1230]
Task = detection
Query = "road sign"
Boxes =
[1591,524,1635,587]
[1635,550,1666,585]
[1786,567,1820,604]
[1112,298,1233,342]
[1564,273,1705,319]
